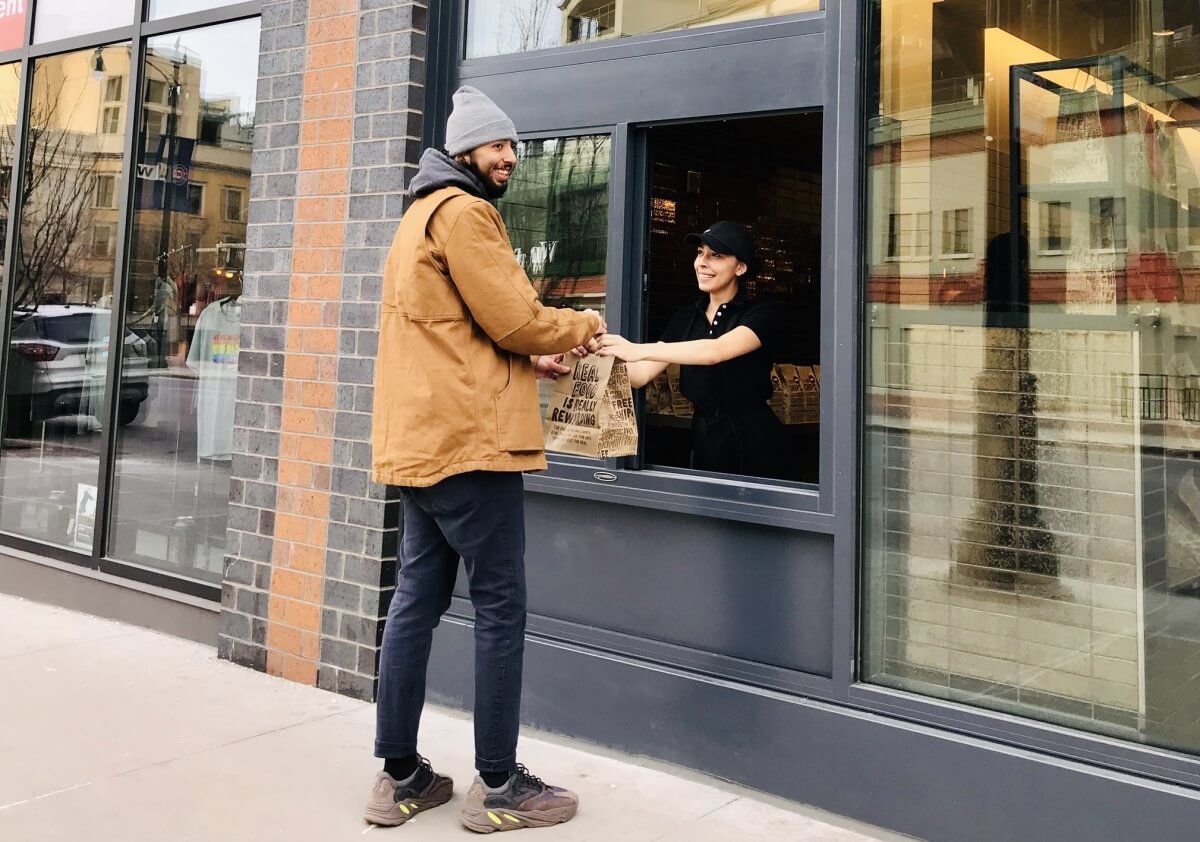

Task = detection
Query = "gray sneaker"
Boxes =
[363,757,454,827]
[461,764,579,833]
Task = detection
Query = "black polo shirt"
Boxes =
[660,291,779,415]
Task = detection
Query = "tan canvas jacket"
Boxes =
[372,186,599,487]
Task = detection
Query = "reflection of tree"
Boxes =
[132,209,208,285]
[501,137,609,309]
[1,73,100,308]
[540,135,609,307]
[504,0,556,52]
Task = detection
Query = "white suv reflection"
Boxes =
[5,305,150,435]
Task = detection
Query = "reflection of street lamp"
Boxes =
[142,50,185,367]
[91,48,106,81]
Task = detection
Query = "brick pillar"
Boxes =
[219,0,429,701]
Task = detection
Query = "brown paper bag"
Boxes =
[543,355,639,458]
[665,364,692,418]
[769,364,788,422]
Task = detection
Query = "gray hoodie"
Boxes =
[408,148,491,200]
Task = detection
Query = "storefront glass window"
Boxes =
[107,18,258,583]
[33,0,133,44]
[0,46,129,549]
[466,0,821,59]
[862,0,1200,757]
[496,135,611,415]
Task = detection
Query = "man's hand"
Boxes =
[534,353,571,380]
[582,308,607,336]
[571,337,601,358]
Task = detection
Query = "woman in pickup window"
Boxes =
[597,220,786,478]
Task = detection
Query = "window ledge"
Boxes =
[523,462,833,532]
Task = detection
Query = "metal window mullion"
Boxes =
[827,0,864,695]
[0,32,35,478]
[93,4,149,564]
[140,1,263,37]
[25,27,139,59]
[610,121,650,473]
[423,0,463,151]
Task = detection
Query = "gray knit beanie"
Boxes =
[444,86,518,157]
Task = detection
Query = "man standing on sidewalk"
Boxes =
[364,86,603,833]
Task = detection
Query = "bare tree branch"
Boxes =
[4,67,101,308]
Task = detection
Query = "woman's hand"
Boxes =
[596,334,648,362]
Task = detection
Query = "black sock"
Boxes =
[384,755,420,780]
[481,770,513,789]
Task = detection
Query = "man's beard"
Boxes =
[473,163,509,199]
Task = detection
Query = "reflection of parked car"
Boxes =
[5,306,150,434]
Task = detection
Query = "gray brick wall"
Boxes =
[317,0,428,701]
[218,0,305,672]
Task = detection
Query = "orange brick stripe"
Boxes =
[265,0,358,686]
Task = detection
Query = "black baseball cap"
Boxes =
[685,221,759,275]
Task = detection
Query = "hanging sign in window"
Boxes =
[0,0,26,52]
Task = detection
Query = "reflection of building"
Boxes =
[125,47,252,359]
[0,48,130,308]
[500,136,610,311]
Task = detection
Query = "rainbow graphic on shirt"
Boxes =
[213,334,240,365]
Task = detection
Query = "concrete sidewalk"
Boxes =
[0,594,904,842]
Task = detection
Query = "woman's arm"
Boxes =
[598,326,763,380]
[622,359,670,389]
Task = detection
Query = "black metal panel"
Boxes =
[456,493,834,677]
[426,621,1200,842]
[0,551,218,645]
[458,30,826,134]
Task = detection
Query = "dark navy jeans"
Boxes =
[374,470,527,775]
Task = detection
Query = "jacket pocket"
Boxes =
[494,357,545,453]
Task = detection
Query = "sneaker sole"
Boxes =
[461,802,578,833]
[363,778,454,827]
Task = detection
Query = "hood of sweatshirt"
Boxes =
[408,148,491,200]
